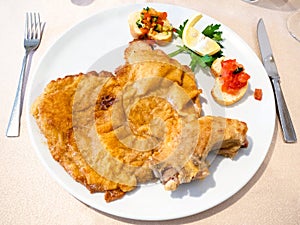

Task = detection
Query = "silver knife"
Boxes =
[257,18,297,143]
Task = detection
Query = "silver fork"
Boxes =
[6,12,45,137]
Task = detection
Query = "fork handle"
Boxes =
[6,52,29,137]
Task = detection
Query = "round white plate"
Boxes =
[27,3,275,221]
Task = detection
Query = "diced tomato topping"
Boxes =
[156,19,164,26]
[143,12,151,20]
[160,12,167,20]
[254,88,263,100]
[138,8,169,37]
[140,28,149,35]
[220,59,250,95]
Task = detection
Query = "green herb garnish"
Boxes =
[136,19,143,28]
[169,20,224,71]
[233,66,244,74]
[173,19,188,39]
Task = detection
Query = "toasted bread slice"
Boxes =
[128,11,144,39]
[211,77,248,106]
[210,56,225,78]
[210,57,249,106]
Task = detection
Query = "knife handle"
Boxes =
[271,78,297,143]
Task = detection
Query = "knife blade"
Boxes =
[257,18,297,143]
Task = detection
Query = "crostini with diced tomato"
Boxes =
[128,7,173,45]
[211,57,250,106]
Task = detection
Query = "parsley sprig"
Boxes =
[173,19,188,39]
[170,20,224,71]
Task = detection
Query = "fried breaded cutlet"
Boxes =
[160,116,248,191]
[31,41,248,202]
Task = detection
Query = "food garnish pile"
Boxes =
[171,14,224,70]
[129,7,259,105]
[32,7,255,203]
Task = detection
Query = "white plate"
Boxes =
[26,3,276,221]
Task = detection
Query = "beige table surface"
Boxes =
[1,0,300,224]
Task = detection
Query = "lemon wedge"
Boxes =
[182,14,221,56]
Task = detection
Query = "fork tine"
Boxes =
[33,13,36,39]
[25,12,29,40]
[32,12,36,39]
[36,13,41,40]
[29,12,33,39]
[27,12,33,40]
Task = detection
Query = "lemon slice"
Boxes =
[182,14,221,56]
